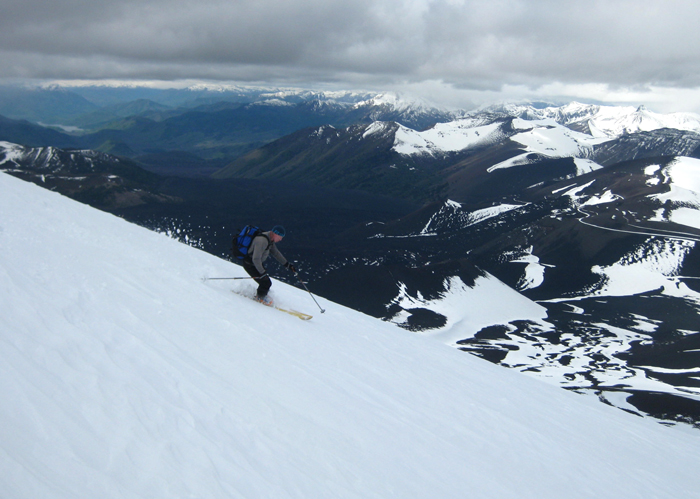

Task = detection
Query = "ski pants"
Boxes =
[243,261,272,298]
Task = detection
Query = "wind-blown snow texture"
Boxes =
[2,173,700,497]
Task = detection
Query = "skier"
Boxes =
[242,225,297,305]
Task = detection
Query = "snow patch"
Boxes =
[465,203,524,226]
[393,121,503,156]
[581,189,622,206]
[586,237,698,298]
[574,157,604,175]
[388,274,550,346]
[651,157,700,229]
[488,119,606,172]
[510,249,554,291]
[363,121,391,138]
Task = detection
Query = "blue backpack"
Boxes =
[231,225,270,261]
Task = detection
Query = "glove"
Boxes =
[285,262,298,274]
[255,272,268,281]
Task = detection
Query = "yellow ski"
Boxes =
[274,307,313,320]
[231,290,312,320]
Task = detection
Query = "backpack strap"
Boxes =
[256,233,272,250]
[244,233,271,261]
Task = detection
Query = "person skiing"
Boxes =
[242,225,296,305]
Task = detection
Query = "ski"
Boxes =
[274,307,313,321]
[231,290,312,320]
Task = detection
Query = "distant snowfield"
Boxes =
[388,274,551,345]
[464,203,524,226]
[587,237,698,298]
[587,105,700,137]
[488,119,607,172]
[509,118,607,155]
[0,141,25,164]
[482,101,700,138]
[393,120,503,155]
[649,157,700,230]
[2,171,700,499]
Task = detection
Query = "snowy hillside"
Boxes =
[393,120,504,156]
[486,118,607,173]
[2,171,700,498]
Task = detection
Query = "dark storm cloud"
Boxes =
[416,0,700,88]
[2,0,700,95]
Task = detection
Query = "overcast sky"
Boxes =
[2,0,700,112]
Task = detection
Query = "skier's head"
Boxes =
[271,225,286,242]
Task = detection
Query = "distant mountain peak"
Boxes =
[472,101,700,139]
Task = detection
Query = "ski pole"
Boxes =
[202,276,256,281]
[293,272,326,313]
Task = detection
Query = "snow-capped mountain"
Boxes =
[351,92,458,129]
[5,84,456,131]
[214,115,609,202]
[216,101,700,205]
[396,102,700,160]
[392,119,506,156]
[2,170,700,498]
[475,101,700,138]
[0,84,457,177]
[0,141,170,209]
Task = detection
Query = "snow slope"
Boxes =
[651,156,700,230]
[2,171,700,499]
[487,118,607,172]
[388,274,551,345]
[586,105,700,138]
[393,120,503,156]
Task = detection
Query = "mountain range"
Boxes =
[214,103,700,203]
[2,84,700,429]
[0,84,458,176]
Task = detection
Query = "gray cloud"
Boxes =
[2,0,700,109]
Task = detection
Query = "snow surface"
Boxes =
[655,156,700,204]
[465,203,524,226]
[389,274,551,346]
[488,119,607,172]
[586,104,700,138]
[2,171,700,498]
[511,250,552,291]
[649,157,700,229]
[0,141,25,166]
[587,237,698,299]
[580,189,622,207]
[478,101,700,139]
[393,121,503,156]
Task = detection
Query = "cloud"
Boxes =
[2,0,700,110]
